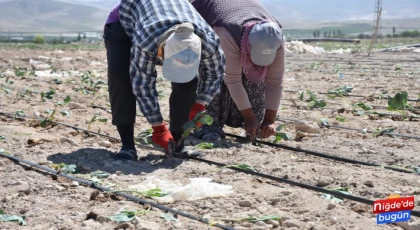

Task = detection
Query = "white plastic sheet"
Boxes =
[129,176,233,203]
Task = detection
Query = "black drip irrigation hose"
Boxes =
[281,103,419,120]
[1,111,420,217]
[283,90,420,102]
[276,117,420,140]
[0,152,234,230]
[224,133,419,175]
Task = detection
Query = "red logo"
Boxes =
[373,196,415,214]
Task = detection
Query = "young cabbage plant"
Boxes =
[327,86,353,98]
[273,124,293,144]
[182,111,213,137]
[298,90,326,109]
[387,91,412,119]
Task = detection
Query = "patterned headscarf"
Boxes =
[241,21,269,82]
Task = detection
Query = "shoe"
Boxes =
[174,146,205,158]
[114,149,138,161]
[201,133,221,141]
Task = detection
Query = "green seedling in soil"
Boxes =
[327,86,353,98]
[90,171,110,179]
[51,163,78,174]
[0,149,10,155]
[60,110,70,116]
[109,188,169,198]
[273,124,293,144]
[52,79,63,84]
[335,116,348,122]
[87,114,108,130]
[40,107,57,128]
[13,110,26,120]
[321,187,351,203]
[107,209,151,223]
[395,64,403,71]
[0,211,26,226]
[137,128,153,144]
[0,135,5,141]
[309,61,324,69]
[353,102,372,115]
[1,77,14,94]
[40,88,56,102]
[57,95,71,106]
[372,128,396,138]
[182,110,213,137]
[192,142,214,149]
[387,91,412,119]
[298,90,326,109]
[320,118,330,126]
[378,90,391,100]
[160,213,178,221]
[14,67,27,77]
[224,164,256,172]
[413,167,420,174]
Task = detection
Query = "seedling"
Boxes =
[182,111,213,137]
[40,88,56,102]
[55,95,71,107]
[321,187,351,203]
[224,164,256,172]
[353,102,372,115]
[109,188,169,198]
[335,116,348,122]
[298,90,326,109]
[13,110,25,120]
[0,211,26,226]
[40,107,56,128]
[60,110,70,116]
[378,90,391,100]
[387,91,412,119]
[273,124,293,144]
[309,61,324,69]
[107,209,150,223]
[160,213,178,221]
[52,79,63,84]
[90,171,110,179]
[87,113,107,130]
[1,77,14,94]
[192,142,214,149]
[395,64,403,71]
[372,128,396,138]
[137,128,153,144]
[51,163,78,174]
[327,86,353,98]
[0,135,5,141]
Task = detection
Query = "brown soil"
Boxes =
[0,47,419,230]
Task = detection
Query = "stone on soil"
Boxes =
[295,122,321,134]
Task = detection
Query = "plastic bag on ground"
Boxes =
[129,176,233,203]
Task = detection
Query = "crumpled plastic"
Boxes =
[129,176,233,203]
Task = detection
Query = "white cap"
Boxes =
[162,32,202,83]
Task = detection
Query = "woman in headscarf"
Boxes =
[191,0,285,141]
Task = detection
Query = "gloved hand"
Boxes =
[152,123,174,151]
[189,103,206,127]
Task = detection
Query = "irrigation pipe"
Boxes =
[0,152,234,230]
[281,103,419,120]
[276,117,420,140]
[0,111,418,174]
[1,111,420,216]
[283,90,420,102]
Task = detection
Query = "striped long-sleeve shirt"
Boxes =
[119,0,226,125]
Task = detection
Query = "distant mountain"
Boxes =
[0,0,419,32]
[0,0,109,32]
[260,0,420,25]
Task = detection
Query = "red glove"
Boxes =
[151,123,174,151]
[189,103,206,127]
